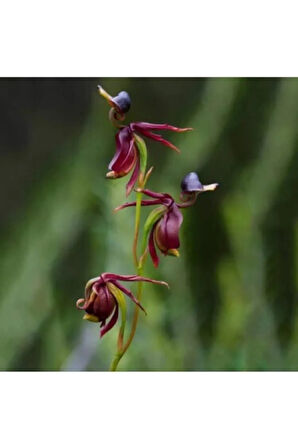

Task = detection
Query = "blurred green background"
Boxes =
[0,78,297,371]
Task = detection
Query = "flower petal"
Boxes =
[181,172,204,192]
[102,273,168,288]
[155,204,183,253]
[85,276,102,298]
[148,224,160,268]
[109,127,136,176]
[139,189,174,204]
[111,91,131,114]
[100,304,119,338]
[180,172,219,194]
[131,122,192,133]
[114,199,162,212]
[130,122,192,153]
[125,157,140,197]
[112,280,146,314]
[136,129,180,152]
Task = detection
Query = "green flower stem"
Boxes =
[132,190,143,268]
[108,283,127,371]
[110,135,148,371]
[120,208,165,357]
[132,135,147,267]
[121,264,144,355]
[110,352,123,371]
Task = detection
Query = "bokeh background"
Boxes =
[0,78,297,371]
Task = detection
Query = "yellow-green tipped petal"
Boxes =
[167,249,180,257]
[83,313,99,323]
[97,85,113,105]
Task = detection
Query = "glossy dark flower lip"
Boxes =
[76,272,169,337]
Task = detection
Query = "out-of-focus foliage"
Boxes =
[0,78,297,371]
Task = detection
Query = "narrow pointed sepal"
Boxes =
[100,305,119,338]
[106,282,127,339]
[149,224,160,268]
[125,158,140,196]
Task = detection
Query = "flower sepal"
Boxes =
[107,282,127,344]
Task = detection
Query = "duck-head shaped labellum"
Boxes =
[98,85,131,114]
[111,91,131,114]
[181,172,219,196]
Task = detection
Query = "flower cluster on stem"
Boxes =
[75,84,218,371]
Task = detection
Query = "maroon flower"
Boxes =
[115,174,218,267]
[98,85,192,196]
[115,189,185,267]
[76,272,168,337]
[107,123,192,196]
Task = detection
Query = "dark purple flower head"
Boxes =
[98,85,131,114]
[76,272,168,337]
[181,171,205,192]
[180,172,219,201]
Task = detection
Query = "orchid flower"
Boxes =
[98,85,192,195]
[76,272,168,337]
[115,173,218,267]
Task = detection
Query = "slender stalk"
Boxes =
[110,352,123,371]
[110,199,145,371]
[110,136,148,371]
[121,260,146,353]
[132,190,143,267]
